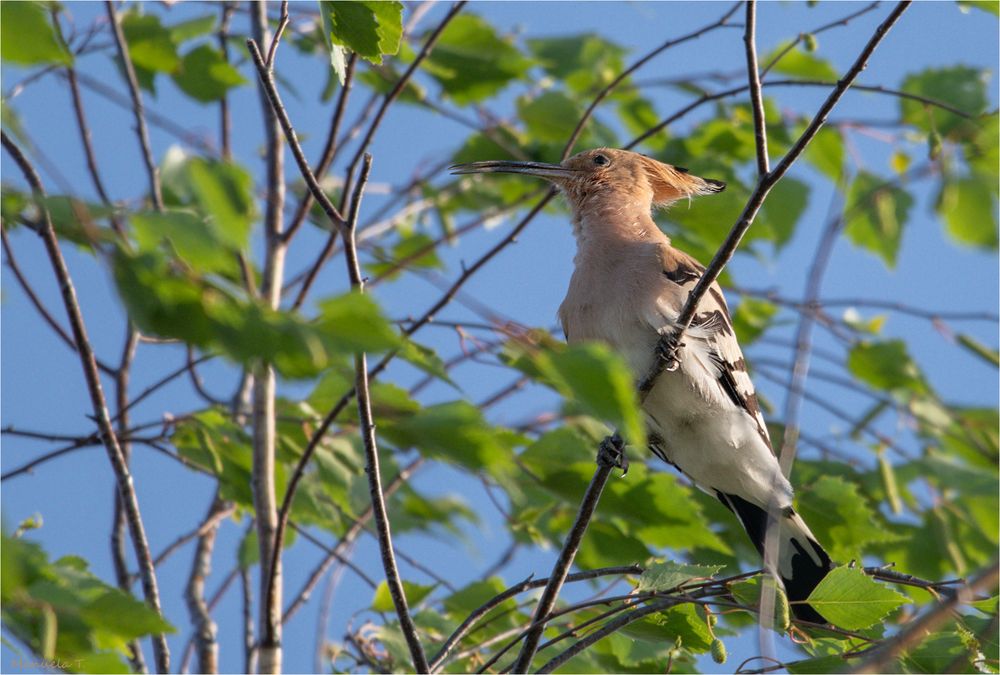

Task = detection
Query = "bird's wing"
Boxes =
[652,246,772,450]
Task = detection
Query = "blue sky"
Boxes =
[2,2,998,673]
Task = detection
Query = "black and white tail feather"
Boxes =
[716,492,832,623]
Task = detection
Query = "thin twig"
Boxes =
[104,0,163,212]
[185,495,226,674]
[429,566,641,671]
[281,53,358,244]
[561,1,741,159]
[852,561,999,674]
[282,458,424,623]
[639,2,913,393]
[744,0,770,176]
[292,1,466,310]
[265,1,289,69]
[509,464,614,672]
[2,131,170,673]
[0,227,115,375]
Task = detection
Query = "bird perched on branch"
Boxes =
[452,148,832,623]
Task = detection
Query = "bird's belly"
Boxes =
[645,373,792,508]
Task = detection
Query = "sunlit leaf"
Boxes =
[0,2,72,66]
[806,566,907,630]
[937,174,999,248]
[527,33,626,94]
[371,580,434,613]
[797,476,899,562]
[319,1,403,64]
[637,561,724,593]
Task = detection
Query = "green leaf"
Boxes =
[804,126,845,181]
[314,292,402,354]
[504,333,646,447]
[636,561,724,593]
[847,340,929,396]
[381,401,523,472]
[766,41,839,80]
[732,298,779,344]
[121,10,179,92]
[797,475,899,562]
[424,15,532,105]
[959,0,1000,14]
[171,44,246,103]
[843,171,914,268]
[900,66,988,137]
[518,91,582,143]
[760,177,809,249]
[162,153,256,249]
[937,175,999,248]
[371,580,434,613]
[527,33,626,94]
[131,210,239,276]
[1,2,72,66]
[168,14,216,43]
[318,1,403,64]
[1,534,174,673]
[806,566,907,630]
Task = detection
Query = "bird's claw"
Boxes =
[656,334,683,372]
[597,433,629,475]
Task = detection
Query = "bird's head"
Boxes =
[451,147,725,213]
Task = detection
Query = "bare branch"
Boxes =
[510,464,615,672]
[851,561,999,674]
[744,0,770,176]
[265,1,290,69]
[185,495,227,674]
[104,0,163,212]
[1,131,170,673]
[1,226,115,375]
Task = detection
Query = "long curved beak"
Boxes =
[450,160,577,181]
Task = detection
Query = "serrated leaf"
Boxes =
[1,2,73,66]
[637,561,724,593]
[371,580,434,613]
[319,1,402,64]
[806,566,907,630]
[797,475,899,561]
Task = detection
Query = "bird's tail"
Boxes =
[717,492,832,624]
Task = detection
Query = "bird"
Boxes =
[451,148,832,623]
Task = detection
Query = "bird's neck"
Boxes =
[569,197,667,253]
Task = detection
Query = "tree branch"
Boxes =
[104,0,163,212]
[744,0,770,176]
[851,561,999,674]
[639,1,912,393]
[248,2,288,670]
[1,131,170,673]
[185,494,226,674]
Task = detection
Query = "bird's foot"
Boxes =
[597,433,628,475]
[656,333,684,372]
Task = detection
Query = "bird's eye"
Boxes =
[593,154,610,166]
